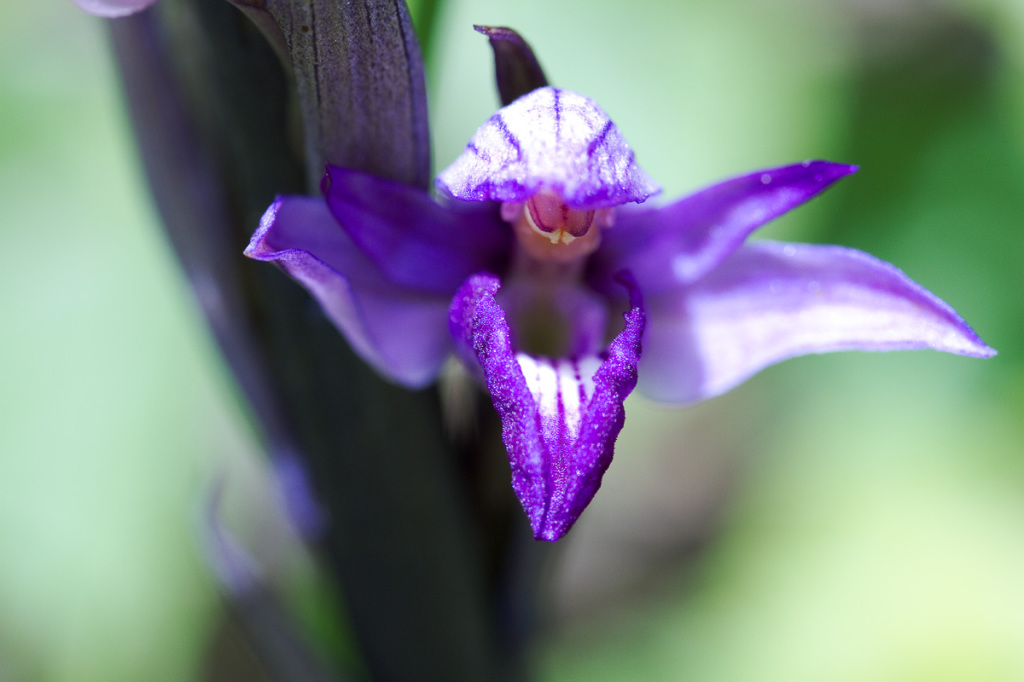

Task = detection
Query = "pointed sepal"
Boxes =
[474,25,549,106]
[245,196,453,387]
[640,241,996,403]
[596,161,859,294]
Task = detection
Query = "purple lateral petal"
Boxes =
[436,87,660,209]
[321,166,511,294]
[245,196,452,388]
[473,25,549,106]
[73,0,159,17]
[594,161,857,295]
[639,241,996,404]
[449,273,645,541]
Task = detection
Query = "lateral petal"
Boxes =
[246,196,452,388]
[449,273,645,541]
[322,166,511,294]
[594,161,857,294]
[640,241,996,403]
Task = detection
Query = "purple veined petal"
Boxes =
[473,25,549,106]
[449,273,645,541]
[72,0,159,17]
[436,87,660,209]
[246,196,453,388]
[594,161,858,295]
[639,241,996,404]
[321,166,511,294]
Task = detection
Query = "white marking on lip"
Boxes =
[517,354,602,443]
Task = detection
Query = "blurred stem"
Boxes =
[227,588,346,681]
[108,2,533,680]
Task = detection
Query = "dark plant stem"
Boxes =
[108,2,540,679]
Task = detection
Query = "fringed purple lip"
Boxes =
[245,28,994,541]
[449,273,644,541]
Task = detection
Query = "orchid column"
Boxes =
[105,1,526,680]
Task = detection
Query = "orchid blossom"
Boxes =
[247,29,993,542]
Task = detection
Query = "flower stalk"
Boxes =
[107,1,528,679]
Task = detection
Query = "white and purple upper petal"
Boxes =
[639,241,996,404]
[593,161,858,294]
[436,87,660,209]
[73,0,159,17]
[449,273,645,541]
[245,196,454,388]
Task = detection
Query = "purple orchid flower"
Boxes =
[246,37,993,542]
[72,0,159,17]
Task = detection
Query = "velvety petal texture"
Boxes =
[449,274,645,541]
[322,166,511,294]
[245,196,453,388]
[594,161,858,294]
[73,0,159,17]
[639,241,996,403]
[436,87,660,209]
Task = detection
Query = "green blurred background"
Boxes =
[2,0,1023,679]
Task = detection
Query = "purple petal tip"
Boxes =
[244,198,284,260]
